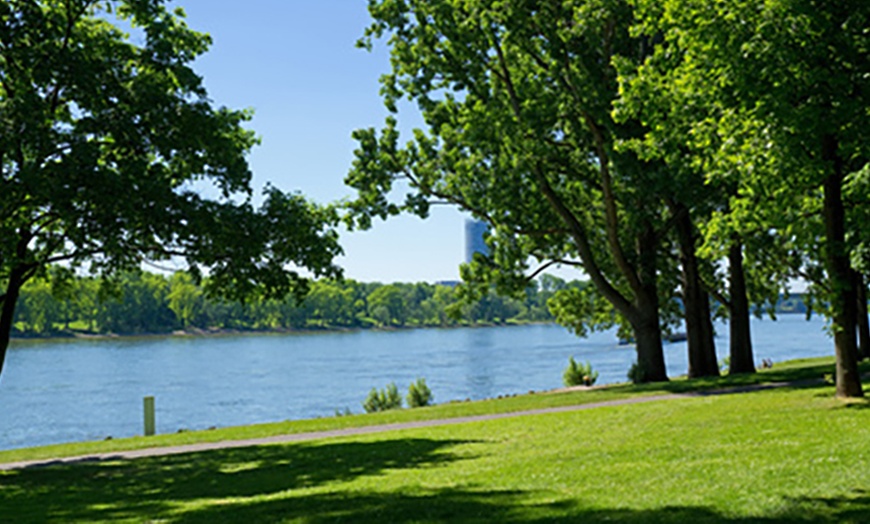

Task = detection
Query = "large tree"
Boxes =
[613,14,797,377]
[0,0,341,378]
[628,0,869,395]
[346,0,690,381]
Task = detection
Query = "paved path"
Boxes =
[0,381,804,471]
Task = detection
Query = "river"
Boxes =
[0,315,833,451]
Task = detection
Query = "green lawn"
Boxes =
[2,358,869,522]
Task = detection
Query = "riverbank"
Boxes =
[0,355,848,465]
[2,357,868,523]
[1,317,835,452]
[10,319,545,343]
[0,380,819,471]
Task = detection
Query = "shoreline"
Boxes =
[10,320,548,344]
[10,312,813,345]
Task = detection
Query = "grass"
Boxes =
[2,357,870,522]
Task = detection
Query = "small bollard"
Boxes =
[143,396,156,436]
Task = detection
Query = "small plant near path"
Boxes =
[563,356,599,387]
[407,377,433,407]
[363,382,403,413]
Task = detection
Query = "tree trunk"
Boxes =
[728,241,756,374]
[822,134,863,398]
[635,312,667,381]
[632,222,668,382]
[0,270,25,381]
[673,203,719,378]
[857,272,869,361]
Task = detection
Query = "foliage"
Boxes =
[627,361,646,385]
[346,0,684,382]
[623,0,870,396]
[0,0,341,379]
[362,382,402,413]
[367,284,408,327]
[406,377,433,408]
[562,357,598,387]
[12,269,567,335]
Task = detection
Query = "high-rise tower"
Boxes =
[464,219,489,263]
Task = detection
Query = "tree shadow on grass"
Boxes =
[2,437,870,523]
[627,361,840,396]
[0,437,477,523]
[172,487,870,524]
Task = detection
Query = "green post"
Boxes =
[143,396,155,436]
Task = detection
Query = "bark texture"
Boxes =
[728,241,756,373]
[822,135,863,397]
[673,203,719,378]
[856,273,869,361]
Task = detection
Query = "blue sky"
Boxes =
[173,0,469,283]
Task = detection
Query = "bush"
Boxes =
[407,378,433,408]
[334,407,352,417]
[563,357,599,387]
[362,382,402,413]
[627,361,646,384]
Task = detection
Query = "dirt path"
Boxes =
[0,382,802,471]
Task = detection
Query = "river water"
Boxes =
[0,315,832,451]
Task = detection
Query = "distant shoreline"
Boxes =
[9,312,816,345]
[9,321,542,344]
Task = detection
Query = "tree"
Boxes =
[612,10,793,377]
[367,284,408,327]
[347,0,678,381]
[0,1,341,379]
[96,270,175,334]
[628,0,870,395]
[15,276,61,335]
[167,271,203,328]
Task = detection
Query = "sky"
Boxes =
[165,0,472,283]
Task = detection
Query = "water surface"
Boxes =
[0,315,832,450]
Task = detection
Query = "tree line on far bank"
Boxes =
[12,265,815,340]
[11,269,576,337]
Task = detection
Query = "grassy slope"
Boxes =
[2,357,869,523]
[0,357,837,464]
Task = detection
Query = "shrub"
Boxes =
[362,382,402,413]
[334,407,352,417]
[407,377,433,408]
[627,361,646,384]
[563,357,599,387]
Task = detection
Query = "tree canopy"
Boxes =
[622,0,870,395]
[346,0,685,382]
[346,0,869,392]
[0,0,342,379]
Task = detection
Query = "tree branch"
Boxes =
[526,259,584,282]
[520,18,642,296]
[485,26,638,322]
[532,162,638,322]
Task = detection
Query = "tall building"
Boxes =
[464,219,489,263]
